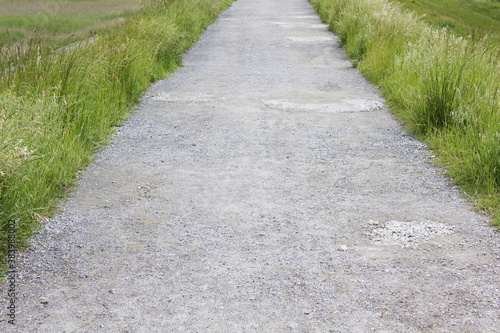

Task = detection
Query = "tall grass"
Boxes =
[309,0,500,224]
[0,0,234,275]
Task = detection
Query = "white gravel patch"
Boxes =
[263,98,384,112]
[370,220,455,248]
[268,21,328,29]
[151,92,228,103]
[286,36,334,42]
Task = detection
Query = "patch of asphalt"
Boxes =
[2,0,500,331]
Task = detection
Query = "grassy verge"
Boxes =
[0,0,234,276]
[309,0,500,225]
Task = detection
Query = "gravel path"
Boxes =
[2,0,500,331]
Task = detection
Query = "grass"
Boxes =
[389,0,500,40]
[0,0,234,277]
[309,0,500,225]
[0,0,143,48]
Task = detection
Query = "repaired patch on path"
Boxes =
[267,21,328,29]
[369,220,455,248]
[286,36,334,42]
[151,92,227,103]
[263,98,383,113]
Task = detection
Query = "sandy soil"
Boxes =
[1,0,499,331]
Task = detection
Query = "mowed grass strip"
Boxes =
[389,0,500,40]
[0,0,234,277]
[0,0,143,47]
[309,0,500,225]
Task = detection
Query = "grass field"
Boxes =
[390,0,500,39]
[0,0,143,47]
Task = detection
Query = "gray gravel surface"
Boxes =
[2,0,500,331]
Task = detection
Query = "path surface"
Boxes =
[2,0,500,331]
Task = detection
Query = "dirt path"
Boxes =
[2,0,500,331]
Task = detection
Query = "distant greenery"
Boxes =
[0,0,142,48]
[309,0,500,226]
[0,0,234,276]
[390,0,500,40]
[0,12,127,44]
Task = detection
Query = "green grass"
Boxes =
[389,0,500,40]
[309,0,500,225]
[0,0,235,277]
[0,0,143,48]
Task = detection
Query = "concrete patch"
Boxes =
[152,92,227,103]
[267,21,328,29]
[285,15,319,19]
[286,36,334,42]
[263,98,384,113]
[370,220,455,248]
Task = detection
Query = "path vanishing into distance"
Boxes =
[2,0,500,331]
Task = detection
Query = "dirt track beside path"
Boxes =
[2,0,500,331]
